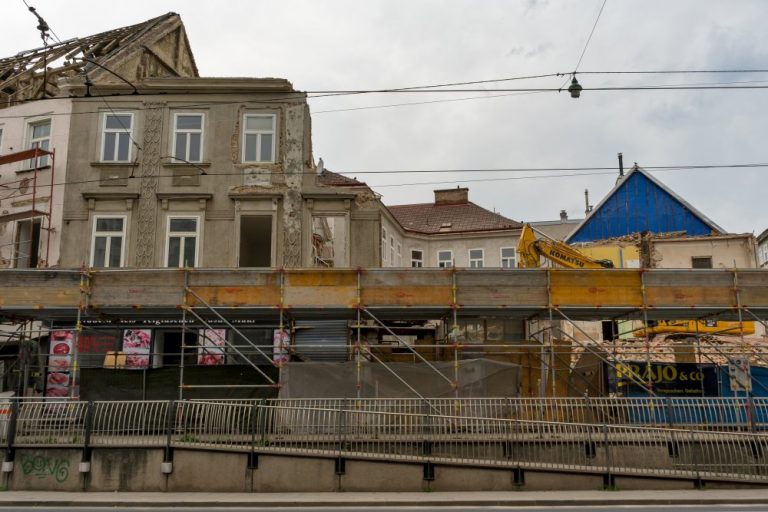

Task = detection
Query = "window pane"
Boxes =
[188,133,201,161]
[470,249,483,259]
[106,115,131,130]
[93,237,107,267]
[108,237,122,267]
[245,115,273,131]
[260,133,273,162]
[244,134,257,161]
[32,122,50,138]
[176,114,202,130]
[501,248,514,257]
[170,218,197,232]
[96,218,123,232]
[103,132,116,160]
[438,251,451,260]
[183,238,196,267]
[174,133,187,160]
[117,134,130,161]
[168,237,181,267]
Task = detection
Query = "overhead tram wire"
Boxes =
[574,0,608,73]
[26,162,768,192]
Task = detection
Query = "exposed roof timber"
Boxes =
[0,12,197,107]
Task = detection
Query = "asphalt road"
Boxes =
[1,507,767,511]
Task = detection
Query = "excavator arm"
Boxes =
[517,224,614,269]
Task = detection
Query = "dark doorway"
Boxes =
[239,216,272,267]
[15,218,41,268]
[161,331,197,367]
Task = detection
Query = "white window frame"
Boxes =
[100,112,134,163]
[382,228,388,263]
[437,250,453,268]
[24,119,51,169]
[165,215,201,268]
[501,247,517,268]
[90,215,127,268]
[390,236,395,264]
[242,113,276,163]
[172,113,205,163]
[469,248,484,268]
[397,242,402,266]
[411,249,423,268]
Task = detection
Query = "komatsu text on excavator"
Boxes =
[516,223,614,269]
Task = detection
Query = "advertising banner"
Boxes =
[616,361,719,396]
[122,329,151,369]
[198,329,226,365]
[47,330,74,397]
[273,329,290,365]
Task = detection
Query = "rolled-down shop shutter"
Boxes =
[294,320,348,362]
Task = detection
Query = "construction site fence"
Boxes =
[1,397,767,483]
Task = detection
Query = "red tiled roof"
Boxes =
[387,202,521,234]
[317,169,366,187]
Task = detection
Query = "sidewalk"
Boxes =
[0,489,767,507]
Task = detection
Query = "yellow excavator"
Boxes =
[516,223,614,269]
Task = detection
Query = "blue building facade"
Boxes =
[567,169,722,243]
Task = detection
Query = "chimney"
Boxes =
[560,210,568,222]
[434,187,469,205]
[618,152,624,177]
[584,189,593,215]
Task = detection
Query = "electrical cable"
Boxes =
[574,0,608,72]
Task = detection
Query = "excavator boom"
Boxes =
[517,224,614,269]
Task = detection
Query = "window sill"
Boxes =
[89,162,137,167]
[162,162,211,168]
[16,165,51,174]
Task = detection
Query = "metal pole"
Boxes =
[640,270,653,396]
[179,269,189,401]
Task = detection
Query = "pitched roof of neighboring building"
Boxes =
[0,13,197,105]
[316,169,366,187]
[566,166,725,243]
[757,228,768,244]
[530,218,583,241]
[387,201,521,234]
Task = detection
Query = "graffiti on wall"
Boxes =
[20,454,69,483]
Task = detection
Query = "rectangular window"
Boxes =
[311,215,348,268]
[438,250,453,268]
[239,215,272,267]
[242,114,275,163]
[469,248,484,268]
[397,243,402,266]
[411,249,423,268]
[101,113,134,162]
[691,256,713,269]
[173,113,204,163]
[166,216,199,267]
[25,119,51,169]
[501,247,517,268]
[91,216,126,267]
[390,236,395,264]
[382,228,388,263]
[14,219,41,268]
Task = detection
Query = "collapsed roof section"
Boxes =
[0,12,198,107]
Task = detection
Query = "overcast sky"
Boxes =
[3,1,767,234]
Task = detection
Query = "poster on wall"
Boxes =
[47,330,74,397]
[273,329,290,365]
[198,329,226,365]
[122,329,151,369]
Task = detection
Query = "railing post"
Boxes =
[335,400,347,475]
[3,399,19,470]
[248,400,259,469]
[666,397,674,429]
[690,428,703,488]
[602,422,613,489]
[259,398,269,446]
[81,401,94,471]
[162,400,176,474]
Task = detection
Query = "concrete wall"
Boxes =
[3,447,763,492]
[651,236,757,269]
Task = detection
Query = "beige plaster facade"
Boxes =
[58,78,381,269]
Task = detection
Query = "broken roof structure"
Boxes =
[566,165,725,243]
[0,12,197,107]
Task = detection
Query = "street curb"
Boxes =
[3,498,768,508]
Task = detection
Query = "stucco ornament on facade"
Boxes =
[136,102,165,267]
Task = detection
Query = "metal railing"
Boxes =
[2,397,766,483]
